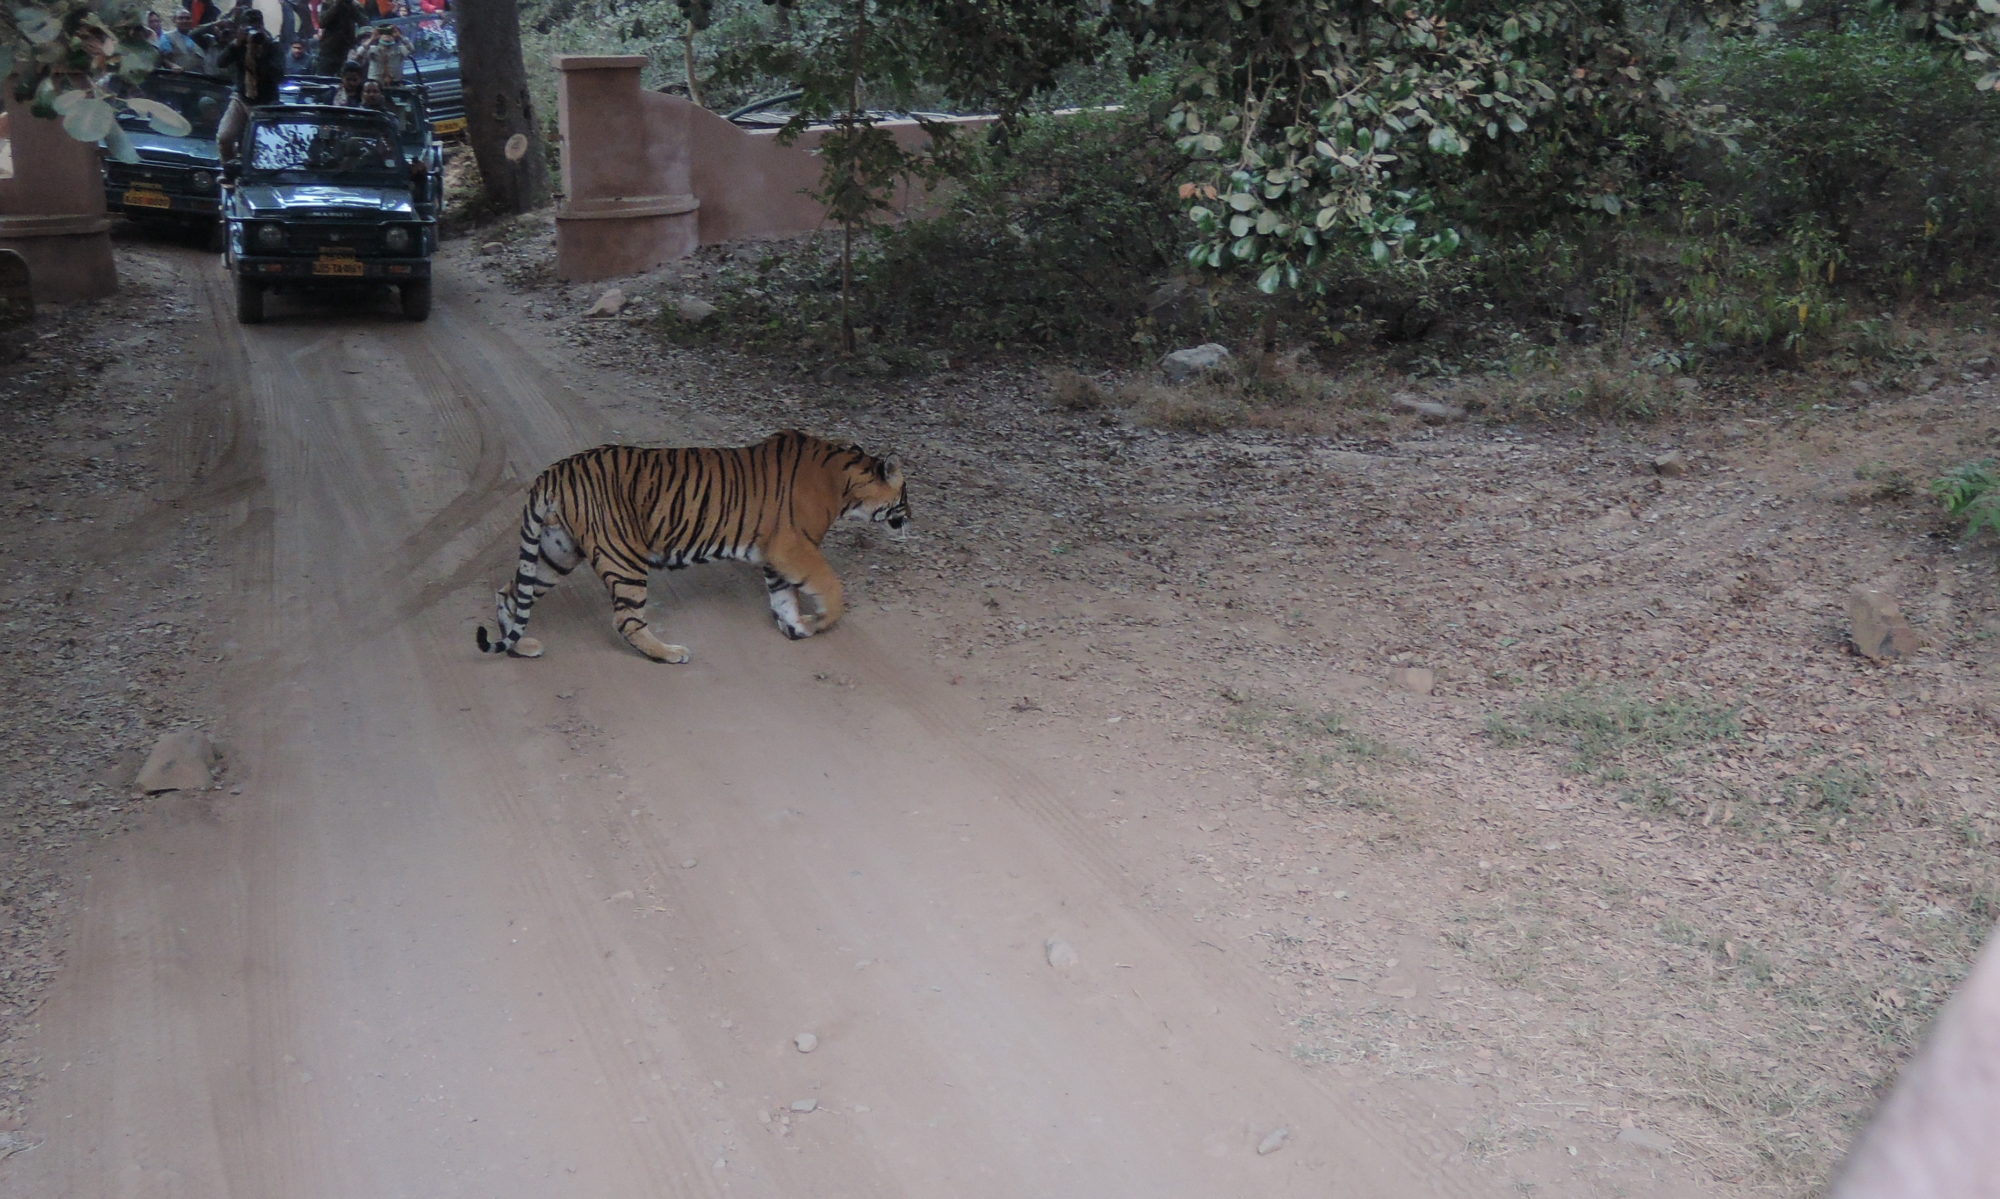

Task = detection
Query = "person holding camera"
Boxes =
[216,7,285,166]
[358,21,411,84]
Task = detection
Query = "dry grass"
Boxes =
[1046,351,1411,437]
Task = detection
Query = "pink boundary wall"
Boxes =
[0,106,118,304]
[553,54,994,284]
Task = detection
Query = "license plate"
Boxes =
[434,117,466,136]
[123,188,172,210]
[312,257,366,277]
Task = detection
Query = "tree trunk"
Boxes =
[682,21,703,107]
[458,0,549,214]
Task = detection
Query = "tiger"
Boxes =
[475,429,909,662]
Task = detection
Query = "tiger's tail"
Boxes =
[476,482,578,658]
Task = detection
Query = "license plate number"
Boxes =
[434,117,466,135]
[312,257,365,277]
[124,188,172,210]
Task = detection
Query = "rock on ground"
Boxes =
[1848,588,1922,663]
[1158,344,1232,384]
[135,729,216,794]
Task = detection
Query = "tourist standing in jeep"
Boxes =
[215,7,284,166]
[315,0,365,75]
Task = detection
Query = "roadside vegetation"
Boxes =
[496,3,2000,413]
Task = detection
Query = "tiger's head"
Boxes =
[840,448,910,535]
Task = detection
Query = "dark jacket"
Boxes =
[219,27,285,104]
[317,0,363,60]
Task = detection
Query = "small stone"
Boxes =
[587,288,629,318]
[789,1098,818,1114]
[1966,355,1997,378]
[1651,450,1688,477]
[1615,1126,1675,1155]
[1848,588,1922,663]
[1158,343,1232,384]
[675,297,719,324]
[1389,666,1435,696]
[1044,938,1079,968]
[794,1032,818,1053]
[135,729,216,794]
[479,241,505,256]
[1256,1127,1292,1156]
[680,858,698,869]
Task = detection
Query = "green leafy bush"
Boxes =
[1932,459,2000,540]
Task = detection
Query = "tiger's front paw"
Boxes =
[775,612,819,640]
[628,628,691,663]
[509,636,544,658]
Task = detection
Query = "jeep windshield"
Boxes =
[115,72,230,139]
[246,112,408,184]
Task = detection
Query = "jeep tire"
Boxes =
[400,278,432,322]
[236,275,265,324]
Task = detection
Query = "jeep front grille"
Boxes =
[284,222,387,255]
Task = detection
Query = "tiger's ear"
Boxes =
[878,455,903,484]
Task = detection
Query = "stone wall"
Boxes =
[553,54,995,283]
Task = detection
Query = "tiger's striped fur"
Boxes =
[475,430,909,661]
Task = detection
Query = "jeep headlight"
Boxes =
[253,222,285,250]
[384,225,414,254]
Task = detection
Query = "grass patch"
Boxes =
[1487,686,1742,775]
[1786,762,1878,815]
[1220,688,1416,799]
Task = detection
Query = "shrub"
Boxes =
[853,87,1186,357]
[1932,459,2000,540]
[1678,22,2000,298]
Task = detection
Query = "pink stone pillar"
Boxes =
[0,103,118,303]
[553,55,700,283]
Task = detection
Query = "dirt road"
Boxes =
[2,248,1539,1198]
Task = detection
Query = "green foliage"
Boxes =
[2,0,174,157]
[1119,0,1692,291]
[1679,22,2000,296]
[1932,459,2000,539]
[1658,199,1846,359]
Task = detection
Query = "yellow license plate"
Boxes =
[312,257,366,277]
[123,188,172,209]
[434,117,466,136]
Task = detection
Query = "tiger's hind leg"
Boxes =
[477,513,583,658]
[761,540,844,640]
[592,551,691,663]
